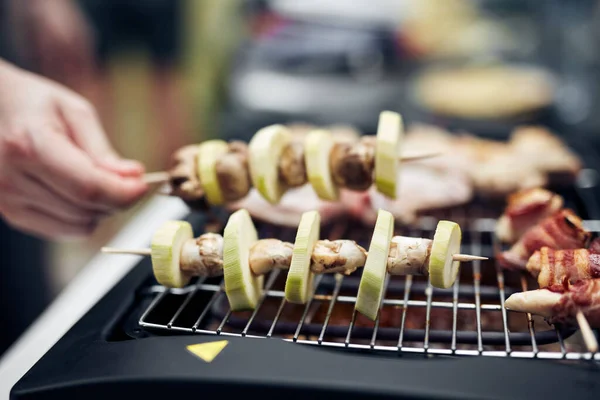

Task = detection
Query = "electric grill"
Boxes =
[10,134,600,400]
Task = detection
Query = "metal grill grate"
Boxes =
[137,204,600,362]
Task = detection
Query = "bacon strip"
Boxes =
[497,209,591,270]
[495,188,563,244]
[547,279,600,327]
[526,247,600,287]
[504,279,600,328]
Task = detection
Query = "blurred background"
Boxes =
[1,0,600,356]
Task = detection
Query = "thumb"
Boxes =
[59,98,145,177]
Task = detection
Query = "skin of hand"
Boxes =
[6,0,96,87]
[0,60,149,240]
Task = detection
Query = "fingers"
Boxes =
[58,96,145,177]
[0,203,97,240]
[18,127,149,211]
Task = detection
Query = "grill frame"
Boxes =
[136,198,600,362]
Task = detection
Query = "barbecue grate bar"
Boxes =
[137,205,600,362]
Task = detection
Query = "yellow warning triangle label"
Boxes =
[186,340,228,362]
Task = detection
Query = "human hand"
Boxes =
[6,0,96,86]
[0,61,148,240]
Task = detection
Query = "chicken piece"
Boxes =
[311,240,367,275]
[452,133,547,197]
[497,209,591,270]
[226,185,352,228]
[495,188,564,244]
[526,247,600,288]
[510,125,582,185]
[387,236,432,275]
[505,279,600,328]
[401,123,583,199]
[364,163,474,225]
[249,239,293,275]
[468,153,548,198]
[401,124,471,174]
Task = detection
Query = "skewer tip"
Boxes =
[452,254,488,262]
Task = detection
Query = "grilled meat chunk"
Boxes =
[497,209,591,270]
[527,247,600,288]
[495,188,564,244]
[505,279,600,328]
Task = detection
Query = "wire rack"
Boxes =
[137,204,600,362]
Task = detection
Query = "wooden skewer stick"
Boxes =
[452,254,488,262]
[576,309,598,354]
[102,247,152,256]
[143,171,171,184]
[142,152,443,185]
[399,151,442,162]
[101,247,486,262]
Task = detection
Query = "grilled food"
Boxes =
[304,129,339,201]
[197,140,231,205]
[150,220,194,288]
[223,209,264,311]
[105,211,485,312]
[362,163,473,225]
[285,210,321,304]
[429,220,462,289]
[374,111,404,198]
[404,123,581,198]
[147,220,465,284]
[356,209,395,320]
[525,240,600,288]
[495,188,564,244]
[497,209,591,270]
[248,124,294,204]
[168,111,406,207]
[505,279,600,328]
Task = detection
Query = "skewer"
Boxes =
[102,209,485,317]
[576,309,598,354]
[142,152,443,185]
[101,246,484,263]
[102,247,151,256]
[452,254,488,262]
[398,151,443,162]
[143,171,171,184]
